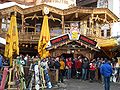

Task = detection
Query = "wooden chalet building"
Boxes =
[0,3,119,59]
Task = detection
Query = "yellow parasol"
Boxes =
[96,38,118,58]
[38,15,50,59]
[4,15,19,66]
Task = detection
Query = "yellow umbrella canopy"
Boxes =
[96,38,118,48]
[4,15,19,66]
[96,38,118,58]
[38,15,50,59]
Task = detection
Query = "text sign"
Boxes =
[50,34,69,45]
[79,35,97,46]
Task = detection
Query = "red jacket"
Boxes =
[75,60,82,69]
[66,61,72,69]
[89,63,96,71]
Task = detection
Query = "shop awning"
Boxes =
[96,38,118,48]
[96,38,118,58]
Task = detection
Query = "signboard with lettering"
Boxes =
[36,0,76,9]
[50,34,69,45]
[47,33,97,50]
[79,35,97,46]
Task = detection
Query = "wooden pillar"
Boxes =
[96,22,100,37]
[104,13,107,22]
[61,15,64,34]
[22,14,24,33]
[84,20,87,35]
[5,16,8,32]
[109,23,112,36]
[91,14,94,36]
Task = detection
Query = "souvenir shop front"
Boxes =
[47,33,99,60]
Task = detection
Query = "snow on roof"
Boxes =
[0,2,33,9]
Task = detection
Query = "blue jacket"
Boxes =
[0,55,3,68]
[100,62,112,77]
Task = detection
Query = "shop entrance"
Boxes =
[61,53,74,59]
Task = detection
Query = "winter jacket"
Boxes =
[100,62,112,77]
[82,60,89,69]
[75,60,82,69]
[60,60,65,70]
[89,63,96,71]
[66,61,72,69]
[54,61,60,69]
[0,55,3,68]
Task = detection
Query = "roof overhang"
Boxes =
[0,4,119,22]
[0,0,35,5]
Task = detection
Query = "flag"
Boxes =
[4,15,19,66]
[38,15,50,59]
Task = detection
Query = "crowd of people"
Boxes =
[47,56,119,83]
[0,54,120,89]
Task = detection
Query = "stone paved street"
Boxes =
[48,79,120,90]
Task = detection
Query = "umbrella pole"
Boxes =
[10,56,13,66]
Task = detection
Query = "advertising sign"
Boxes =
[50,34,69,45]
[69,22,80,40]
[79,35,97,46]
[36,0,76,9]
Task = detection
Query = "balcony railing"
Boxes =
[0,30,97,44]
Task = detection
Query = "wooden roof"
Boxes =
[0,4,119,22]
[0,0,34,5]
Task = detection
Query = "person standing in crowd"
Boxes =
[71,58,76,78]
[89,59,96,82]
[59,58,65,83]
[96,58,103,82]
[48,57,55,70]
[0,54,3,81]
[54,57,60,82]
[82,57,89,80]
[112,60,119,82]
[66,58,73,79]
[65,58,69,79]
[0,54,3,69]
[75,57,82,79]
[100,58,113,90]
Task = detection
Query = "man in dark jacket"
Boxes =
[54,57,60,82]
[100,58,112,90]
[82,57,89,80]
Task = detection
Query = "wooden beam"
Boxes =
[61,15,64,34]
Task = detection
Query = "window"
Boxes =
[101,30,104,36]
[1,17,10,32]
[107,29,110,36]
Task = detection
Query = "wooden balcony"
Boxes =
[18,32,40,44]
[0,30,95,45]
